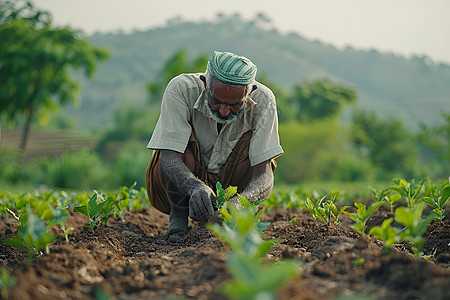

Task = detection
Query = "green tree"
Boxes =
[288,79,356,122]
[256,73,290,123]
[97,101,158,159]
[98,49,206,164]
[0,0,109,152]
[351,110,417,176]
[147,49,208,105]
[417,112,450,178]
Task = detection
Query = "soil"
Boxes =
[0,204,449,300]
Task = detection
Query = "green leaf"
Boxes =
[73,205,88,217]
[216,182,226,208]
[36,201,53,220]
[87,193,102,219]
[368,218,398,248]
[3,237,25,249]
[440,186,450,207]
[395,206,415,229]
[238,194,251,208]
[225,186,238,200]
[47,207,70,228]
[0,267,17,299]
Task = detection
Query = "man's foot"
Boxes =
[162,224,188,240]
[162,205,188,241]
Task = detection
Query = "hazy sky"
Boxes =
[33,0,450,64]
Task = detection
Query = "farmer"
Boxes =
[145,50,283,239]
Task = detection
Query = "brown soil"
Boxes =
[0,206,449,300]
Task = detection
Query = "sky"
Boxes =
[33,0,450,64]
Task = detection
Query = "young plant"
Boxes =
[4,206,55,263]
[368,218,399,252]
[47,207,73,244]
[209,202,273,259]
[390,178,426,208]
[216,181,238,209]
[421,181,450,221]
[394,203,436,256]
[208,198,299,300]
[0,268,17,299]
[343,200,385,236]
[73,192,113,229]
[220,252,299,300]
[370,186,398,212]
[111,182,148,221]
[305,196,348,227]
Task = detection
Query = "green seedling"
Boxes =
[220,252,299,300]
[390,178,426,208]
[305,196,348,227]
[370,186,398,212]
[209,202,273,256]
[368,218,399,252]
[394,203,436,256]
[208,196,299,300]
[0,268,17,299]
[73,192,113,229]
[265,187,312,211]
[47,207,73,244]
[216,181,238,209]
[343,201,385,236]
[421,185,450,221]
[4,206,55,263]
[111,182,147,221]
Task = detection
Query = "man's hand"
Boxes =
[189,186,215,222]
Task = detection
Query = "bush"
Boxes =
[109,142,152,189]
[0,147,34,184]
[37,149,107,190]
[277,118,351,183]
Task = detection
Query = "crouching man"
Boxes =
[145,50,283,239]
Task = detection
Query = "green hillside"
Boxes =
[61,14,450,130]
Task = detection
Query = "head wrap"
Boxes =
[207,51,257,85]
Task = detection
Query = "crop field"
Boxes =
[0,130,97,162]
[0,179,449,299]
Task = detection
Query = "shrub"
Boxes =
[38,149,107,189]
[109,142,152,189]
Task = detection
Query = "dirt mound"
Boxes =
[1,206,449,299]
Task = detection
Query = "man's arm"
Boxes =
[159,149,215,221]
[231,160,274,205]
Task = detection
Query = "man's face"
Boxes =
[206,84,247,124]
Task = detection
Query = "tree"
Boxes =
[417,112,450,178]
[147,49,208,105]
[0,0,109,152]
[288,79,356,122]
[351,110,416,175]
[99,49,207,159]
[256,73,290,123]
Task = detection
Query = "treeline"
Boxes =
[62,10,450,131]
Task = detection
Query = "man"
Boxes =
[146,51,283,239]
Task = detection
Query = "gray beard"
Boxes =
[205,99,247,125]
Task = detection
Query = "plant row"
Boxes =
[0,183,149,263]
[296,178,450,256]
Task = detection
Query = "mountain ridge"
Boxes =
[61,16,450,130]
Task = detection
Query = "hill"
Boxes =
[61,14,450,130]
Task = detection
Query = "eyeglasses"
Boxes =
[207,91,247,114]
